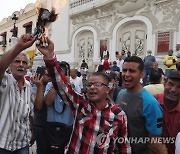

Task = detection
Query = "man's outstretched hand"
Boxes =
[36,37,54,59]
[15,34,36,52]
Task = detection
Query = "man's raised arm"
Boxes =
[36,37,54,60]
[0,34,35,82]
[36,38,83,111]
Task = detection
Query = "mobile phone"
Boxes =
[36,66,45,78]
[173,59,176,63]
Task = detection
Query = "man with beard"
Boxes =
[0,34,36,153]
[154,70,180,154]
[36,38,131,154]
[115,56,167,154]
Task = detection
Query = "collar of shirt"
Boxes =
[89,98,113,111]
[159,95,180,113]
[10,73,29,88]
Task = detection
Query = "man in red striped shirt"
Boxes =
[36,38,131,154]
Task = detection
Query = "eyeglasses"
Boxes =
[87,82,108,87]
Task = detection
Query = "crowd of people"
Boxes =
[0,33,180,154]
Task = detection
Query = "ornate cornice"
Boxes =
[70,8,99,25]
[153,0,172,5]
[151,0,180,31]
[70,0,180,39]
[70,0,142,25]
[152,0,179,21]
[117,0,138,6]
[70,3,116,25]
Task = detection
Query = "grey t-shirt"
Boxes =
[115,89,162,153]
[144,55,156,69]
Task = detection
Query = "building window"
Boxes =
[23,21,32,34]
[0,32,7,46]
[26,25,32,34]
[157,31,170,53]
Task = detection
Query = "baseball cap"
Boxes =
[168,70,180,80]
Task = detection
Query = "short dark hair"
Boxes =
[115,51,119,55]
[58,61,70,76]
[113,61,117,65]
[90,72,110,84]
[108,71,118,81]
[97,65,105,72]
[124,56,144,72]
[149,72,162,84]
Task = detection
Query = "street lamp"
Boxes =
[12,14,18,37]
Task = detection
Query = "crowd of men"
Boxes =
[0,33,179,154]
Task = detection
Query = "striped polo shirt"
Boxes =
[0,73,34,151]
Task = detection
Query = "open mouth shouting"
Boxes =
[88,91,98,97]
[123,78,132,86]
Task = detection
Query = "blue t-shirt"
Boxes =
[44,82,74,126]
[116,88,162,152]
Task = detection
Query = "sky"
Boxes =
[0,0,37,21]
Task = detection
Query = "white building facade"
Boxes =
[0,0,180,70]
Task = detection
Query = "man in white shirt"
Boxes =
[70,68,83,93]
[116,54,124,86]
[116,54,124,72]
[0,34,35,153]
[173,44,180,65]
[173,44,180,58]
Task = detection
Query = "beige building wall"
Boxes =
[0,4,37,55]
[0,0,180,71]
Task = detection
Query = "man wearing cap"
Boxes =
[154,70,180,154]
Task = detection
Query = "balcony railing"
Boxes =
[70,0,94,8]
